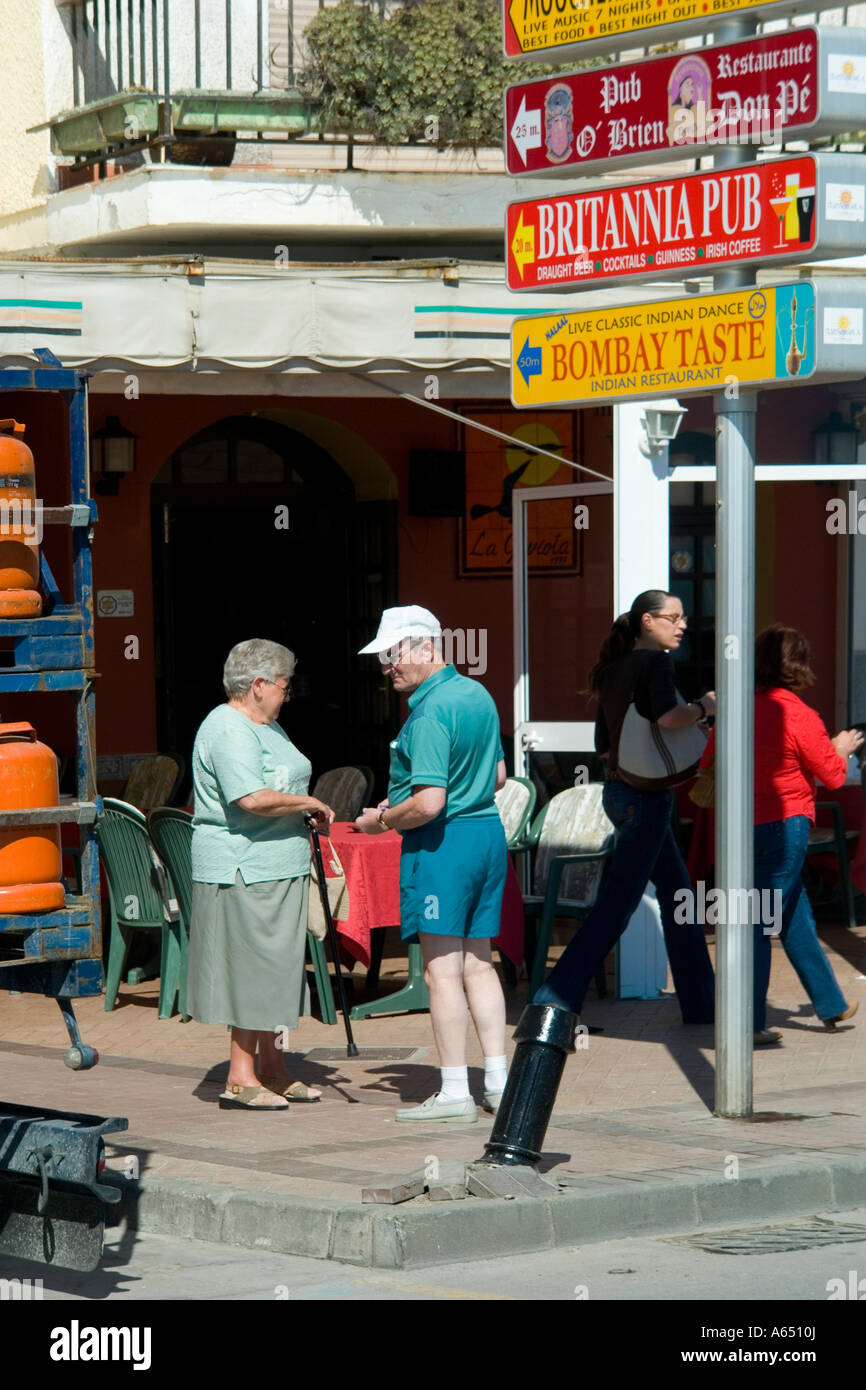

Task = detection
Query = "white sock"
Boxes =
[439,1066,470,1101]
[484,1055,508,1092]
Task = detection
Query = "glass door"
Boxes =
[513,482,613,794]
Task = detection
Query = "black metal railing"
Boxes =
[58,0,393,106]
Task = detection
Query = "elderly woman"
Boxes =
[187,638,334,1110]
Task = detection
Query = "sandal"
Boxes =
[219,1084,290,1111]
[258,1074,322,1103]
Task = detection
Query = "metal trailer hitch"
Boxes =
[0,1103,129,1271]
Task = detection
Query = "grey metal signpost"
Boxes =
[714,15,757,1117]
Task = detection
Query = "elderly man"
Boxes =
[356,606,508,1122]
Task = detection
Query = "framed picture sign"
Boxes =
[459,410,580,576]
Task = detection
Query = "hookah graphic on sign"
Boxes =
[772,284,815,377]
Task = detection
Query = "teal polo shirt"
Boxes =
[387,665,503,822]
[191,704,312,884]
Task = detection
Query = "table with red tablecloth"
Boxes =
[321,823,524,1018]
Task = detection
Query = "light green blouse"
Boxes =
[191,704,311,884]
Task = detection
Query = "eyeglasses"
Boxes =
[378,644,410,668]
[656,613,688,628]
[262,678,292,700]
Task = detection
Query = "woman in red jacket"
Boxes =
[750,626,861,1041]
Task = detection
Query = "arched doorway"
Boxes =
[151,415,398,793]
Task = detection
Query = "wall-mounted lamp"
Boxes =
[639,400,688,456]
[90,416,136,496]
[811,410,858,466]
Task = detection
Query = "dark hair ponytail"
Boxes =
[587,589,671,696]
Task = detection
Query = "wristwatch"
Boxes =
[693,697,707,720]
[377,809,391,830]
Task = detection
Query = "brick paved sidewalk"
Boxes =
[1,923,863,1208]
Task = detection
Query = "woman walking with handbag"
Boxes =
[534,590,716,1026]
[701,625,861,1043]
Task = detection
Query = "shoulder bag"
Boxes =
[307,837,350,940]
[617,693,707,791]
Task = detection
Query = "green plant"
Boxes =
[299,0,568,148]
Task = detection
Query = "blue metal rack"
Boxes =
[0,356,129,1274]
[0,351,103,1047]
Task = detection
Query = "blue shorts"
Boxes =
[399,815,507,943]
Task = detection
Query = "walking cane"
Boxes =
[307,817,359,1058]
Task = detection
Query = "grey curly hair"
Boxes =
[223,639,296,699]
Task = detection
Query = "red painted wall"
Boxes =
[0,382,846,780]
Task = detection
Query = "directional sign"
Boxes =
[504,0,848,64]
[510,280,866,407]
[504,26,866,178]
[515,337,543,386]
[506,155,866,293]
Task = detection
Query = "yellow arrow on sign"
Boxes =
[511,212,536,280]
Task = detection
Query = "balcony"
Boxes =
[35,0,347,167]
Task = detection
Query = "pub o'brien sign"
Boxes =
[504,26,866,177]
[506,155,865,292]
[503,0,849,63]
[510,280,866,407]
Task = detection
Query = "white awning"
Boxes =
[0,258,705,373]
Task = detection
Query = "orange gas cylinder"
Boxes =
[0,722,65,912]
[0,419,42,618]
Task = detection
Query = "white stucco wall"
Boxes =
[0,0,51,218]
[45,0,268,115]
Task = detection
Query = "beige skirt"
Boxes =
[187,872,310,1031]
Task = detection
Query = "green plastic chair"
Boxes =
[521,785,615,999]
[806,800,859,928]
[312,765,374,821]
[98,798,182,1017]
[495,776,538,849]
[147,808,194,1018]
[494,776,538,987]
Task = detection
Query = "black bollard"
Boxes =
[476,1003,579,1168]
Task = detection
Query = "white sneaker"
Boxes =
[482,1089,504,1115]
[395,1093,478,1123]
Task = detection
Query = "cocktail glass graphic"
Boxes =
[770,191,794,249]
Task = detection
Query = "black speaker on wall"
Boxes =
[408,450,466,517]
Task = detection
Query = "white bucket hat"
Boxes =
[358,605,442,656]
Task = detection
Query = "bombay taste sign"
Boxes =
[511,285,818,406]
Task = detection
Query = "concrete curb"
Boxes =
[107,1153,866,1269]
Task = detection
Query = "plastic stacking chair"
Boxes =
[312,766,373,822]
[122,753,185,813]
[147,808,194,1018]
[97,798,182,1017]
[494,777,538,987]
[806,801,859,928]
[523,784,616,999]
[495,776,537,849]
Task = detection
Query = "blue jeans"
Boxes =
[534,780,715,1022]
[753,816,848,1029]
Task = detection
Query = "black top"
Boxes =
[595,649,680,775]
